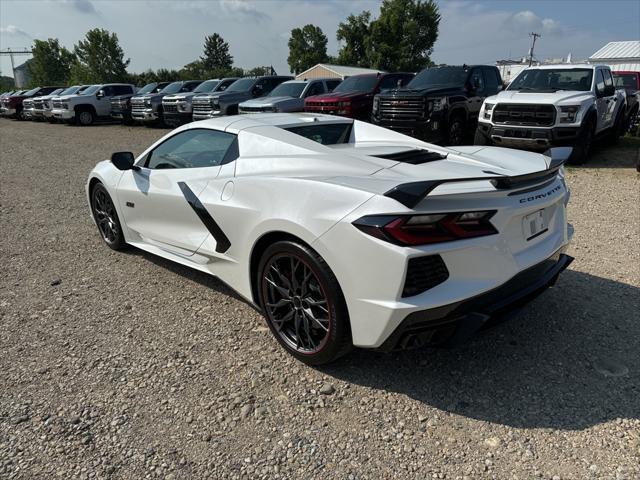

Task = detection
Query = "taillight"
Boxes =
[353,211,497,246]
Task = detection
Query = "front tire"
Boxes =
[90,183,126,250]
[567,117,595,165]
[474,127,492,146]
[76,108,95,126]
[446,114,465,146]
[257,240,352,365]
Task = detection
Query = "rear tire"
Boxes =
[90,183,126,250]
[257,240,352,365]
[567,117,595,165]
[605,109,626,146]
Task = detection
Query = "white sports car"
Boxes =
[87,113,574,364]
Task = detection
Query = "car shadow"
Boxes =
[321,269,639,431]
[573,136,639,169]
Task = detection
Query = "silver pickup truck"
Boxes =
[163,78,238,127]
[238,78,341,114]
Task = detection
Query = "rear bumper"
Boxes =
[377,250,573,351]
[477,121,580,149]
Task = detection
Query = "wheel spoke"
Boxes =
[265,276,289,297]
[270,263,292,290]
[302,308,329,332]
[266,298,292,309]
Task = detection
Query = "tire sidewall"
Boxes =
[77,109,94,126]
[257,240,351,365]
[568,117,595,165]
[447,114,465,146]
[91,183,126,250]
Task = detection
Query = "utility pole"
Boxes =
[528,32,541,66]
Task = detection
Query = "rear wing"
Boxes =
[384,147,571,208]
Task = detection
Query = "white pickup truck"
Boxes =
[52,83,136,126]
[475,64,626,164]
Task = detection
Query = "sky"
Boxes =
[1,0,639,79]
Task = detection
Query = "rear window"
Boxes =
[284,123,352,145]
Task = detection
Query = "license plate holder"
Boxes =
[523,209,548,241]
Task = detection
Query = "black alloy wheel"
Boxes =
[91,183,126,250]
[258,241,351,365]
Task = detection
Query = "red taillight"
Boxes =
[353,211,497,246]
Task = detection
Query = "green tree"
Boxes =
[179,60,206,80]
[70,28,130,83]
[287,25,329,75]
[336,12,372,67]
[367,0,440,71]
[200,33,233,73]
[28,38,75,87]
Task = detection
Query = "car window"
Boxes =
[146,129,238,169]
[114,85,132,95]
[469,68,485,94]
[326,79,341,92]
[483,67,500,93]
[305,82,325,97]
[285,123,353,145]
[379,75,401,90]
[595,70,606,95]
[101,86,114,96]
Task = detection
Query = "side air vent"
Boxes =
[402,255,449,298]
[374,149,447,165]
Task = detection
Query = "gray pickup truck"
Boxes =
[51,84,136,125]
[192,75,292,119]
[238,78,341,114]
[163,78,238,127]
[131,80,202,126]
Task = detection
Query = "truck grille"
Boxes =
[402,255,449,298]
[239,105,271,113]
[33,99,44,109]
[193,98,214,114]
[493,103,556,127]
[306,101,338,107]
[378,96,425,120]
[163,103,178,114]
[131,98,147,114]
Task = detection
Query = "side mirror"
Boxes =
[96,90,105,99]
[111,151,136,170]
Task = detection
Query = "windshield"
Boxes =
[269,82,306,98]
[194,80,220,93]
[333,75,378,93]
[613,73,637,88]
[408,67,468,89]
[508,68,593,92]
[24,87,40,96]
[81,85,102,95]
[137,83,159,94]
[160,82,183,94]
[226,78,256,92]
[60,86,80,95]
[285,122,352,145]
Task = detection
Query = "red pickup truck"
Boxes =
[0,86,63,120]
[304,72,414,120]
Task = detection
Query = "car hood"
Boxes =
[53,94,83,101]
[489,89,594,106]
[307,91,370,102]
[380,85,464,98]
[241,96,296,107]
[164,93,197,101]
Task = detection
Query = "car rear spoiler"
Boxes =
[384,147,572,208]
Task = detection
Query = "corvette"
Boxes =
[86,113,574,364]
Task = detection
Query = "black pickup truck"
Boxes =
[371,65,503,145]
[110,82,170,124]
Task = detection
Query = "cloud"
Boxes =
[505,10,563,37]
[59,0,98,14]
[220,0,270,22]
[0,25,32,38]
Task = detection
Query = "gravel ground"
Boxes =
[1,119,639,480]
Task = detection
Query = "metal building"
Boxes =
[589,41,640,72]
[295,63,385,80]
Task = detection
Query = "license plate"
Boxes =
[523,209,548,240]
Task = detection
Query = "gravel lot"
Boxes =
[1,119,639,480]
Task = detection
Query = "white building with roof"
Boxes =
[589,41,640,72]
[295,64,385,80]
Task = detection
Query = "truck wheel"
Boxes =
[473,128,492,146]
[76,108,95,126]
[15,107,24,121]
[605,109,625,146]
[446,115,465,146]
[567,117,595,165]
